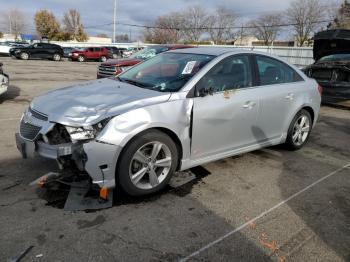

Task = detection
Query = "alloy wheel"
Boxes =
[21,53,29,60]
[292,115,310,146]
[129,141,172,190]
[53,54,61,61]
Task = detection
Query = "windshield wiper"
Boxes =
[120,78,150,88]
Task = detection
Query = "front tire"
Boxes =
[20,52,29,60]
[78,55,85,62]
[285,109,312,151]
[117,130,178,196]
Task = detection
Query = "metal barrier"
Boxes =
[51,41,315,66]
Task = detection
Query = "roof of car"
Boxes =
[151,44,194,49]
[169,47,241,56]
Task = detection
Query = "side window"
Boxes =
[256,56,303,86]
[88,48,94,52]
[197,55,253,92]
[94,47,101,52]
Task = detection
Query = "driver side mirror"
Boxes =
[195,86,214,97]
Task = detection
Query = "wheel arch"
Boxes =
[116,127,184,172]
[301,106,315,124]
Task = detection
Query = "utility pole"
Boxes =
[113,0,117,43]
[9,13,12,35]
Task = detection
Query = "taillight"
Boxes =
[317,84,323,95]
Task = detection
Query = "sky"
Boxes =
[0,0,341,40]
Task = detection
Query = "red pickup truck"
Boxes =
[71,47,110,62]
[97,45,194,78]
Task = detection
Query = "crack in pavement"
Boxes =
[2,180,23,191]
[0,197,38,208]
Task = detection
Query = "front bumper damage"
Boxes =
[15,109,123,210]
[15,132,122,190]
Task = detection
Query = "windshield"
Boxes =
[118,52,214,92]
[130,46,170,60]
[319,53,350,62]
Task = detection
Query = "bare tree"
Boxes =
[3,9,26,39]
[286,0,325,46]
[181,6,209,42]
[207,7,237,44]
[63,9,88,41]
[249,14,282,46]
[143,12,184,43]
[328,0,350,29]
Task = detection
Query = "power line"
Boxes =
[83,20,332,31]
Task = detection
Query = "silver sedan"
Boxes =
[15,48,321,196]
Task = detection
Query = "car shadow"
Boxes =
[250,117,350,260]
[0,155,274,261]
[0,84,21,103]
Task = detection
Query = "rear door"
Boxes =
[94,47,101,59]
[85,48,95,59]
[252,55,305,141]
[31,43,44,58]
[42,44,54,58]
[191,54,260,159]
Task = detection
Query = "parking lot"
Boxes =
[0,57,349,261]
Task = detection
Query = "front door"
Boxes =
[191,55,259,159]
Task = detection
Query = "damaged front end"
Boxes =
[15,107,121,209]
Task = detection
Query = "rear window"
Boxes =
[256,55,303,86]
[319,53,350,62]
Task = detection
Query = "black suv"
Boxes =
[9,43,64,61]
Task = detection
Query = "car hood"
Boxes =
[102,58,143,66]
[30,78,171,126]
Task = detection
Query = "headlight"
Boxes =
[66,126,95,141]
[14,49,21,53]
[65,118,110,142]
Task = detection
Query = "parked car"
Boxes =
[15,48,321,197]
[62,47,74,58]
[0,62,9,96]
[70,47,110,62]
[97,45,194,78]
[9,43,63,61]
[104,46,124,59]
[303,29,350,104]
[122,47,134,58]
[0,43,11,56]
[0,41,29,56]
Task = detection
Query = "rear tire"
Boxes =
[117,130,178,196]
[100,56,107,62]
[284,109,312,151]
[20,52,29,60]
[78,55,85,62]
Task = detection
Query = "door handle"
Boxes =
[243,101,256,109]
[285,93,294,100]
